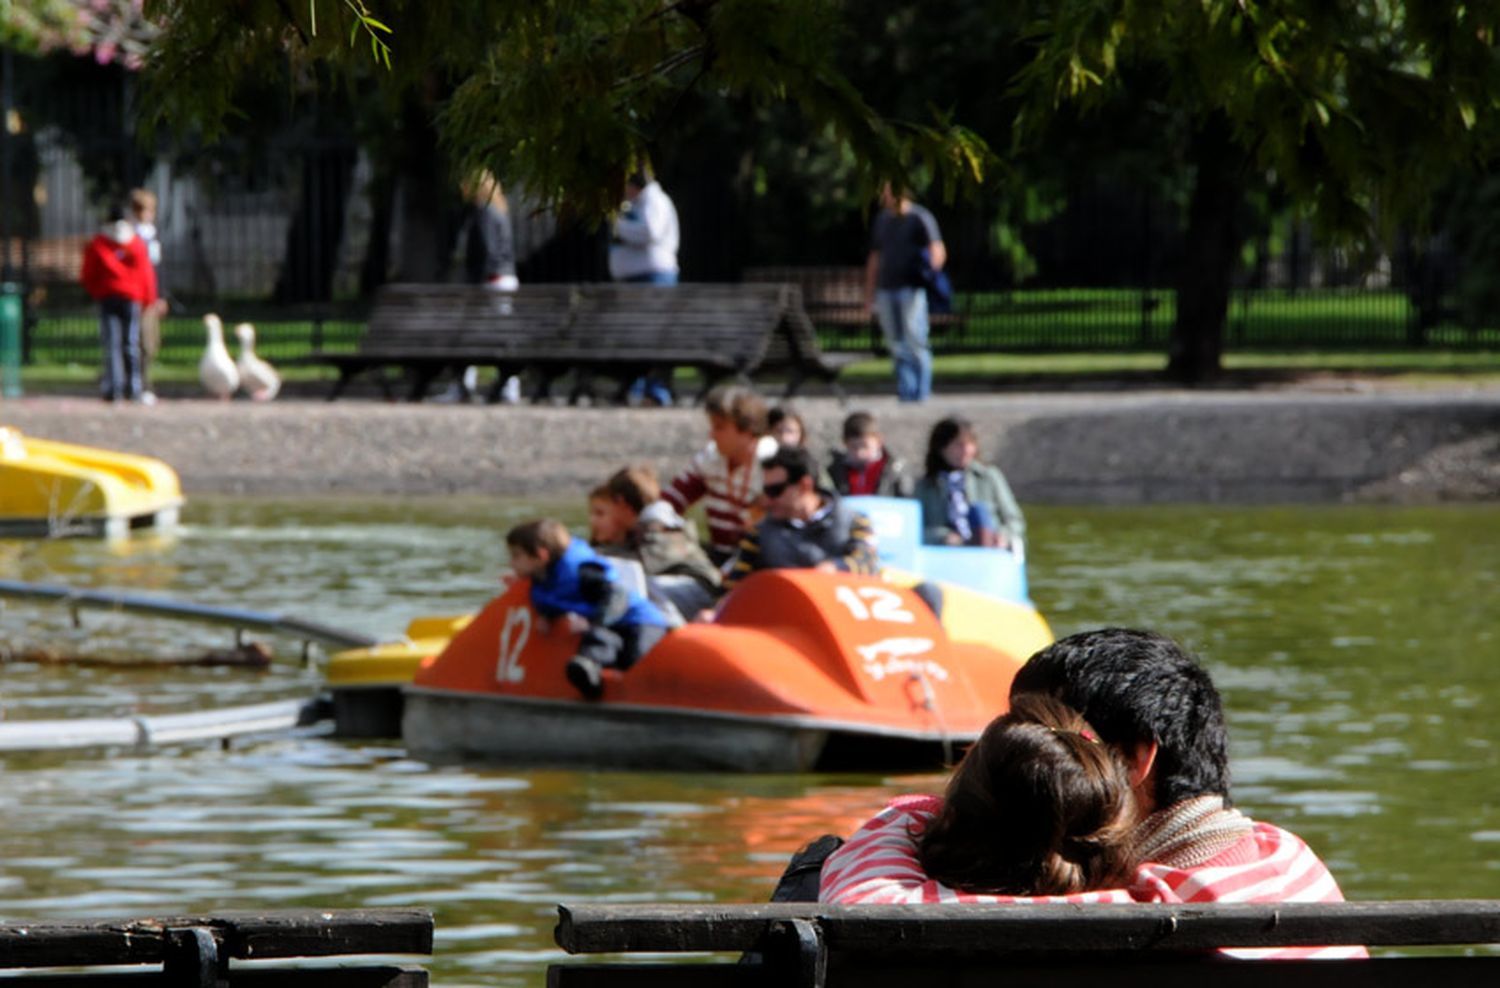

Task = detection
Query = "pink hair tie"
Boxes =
[1079,728,1099,743]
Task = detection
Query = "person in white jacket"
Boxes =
[610,172,681,406]
[609,172,679,283]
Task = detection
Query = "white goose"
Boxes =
[234,322,281,401]
[199,313,240,399]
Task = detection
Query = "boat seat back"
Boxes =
[845,495,1029,604]
[612,558,650,598]
[842,496,920,571]
[918,545,1028,603]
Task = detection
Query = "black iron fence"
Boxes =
[5,48,1494,370]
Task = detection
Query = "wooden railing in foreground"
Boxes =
[549,900,1500,988]
[0,908,433,987]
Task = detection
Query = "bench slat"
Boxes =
[0,908,433,967]
[555,900,1500,953]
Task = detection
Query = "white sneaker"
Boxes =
[501,375,522,404]
[135,391,158,406]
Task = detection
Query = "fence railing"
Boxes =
[23,284,1500,370]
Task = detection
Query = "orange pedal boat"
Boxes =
[402,568,1051,772]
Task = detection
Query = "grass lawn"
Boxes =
[16,287,1500,393]
[18,348,1500,396]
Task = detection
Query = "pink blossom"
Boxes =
[94,41,117,65]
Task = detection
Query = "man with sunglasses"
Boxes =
[724,445,879,590]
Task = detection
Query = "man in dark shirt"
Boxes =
[864,184,945,403]
[725,446,878,590]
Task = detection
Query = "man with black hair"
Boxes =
[864,183,944,403]
[724,445,878,590]
[805,629,1364,959]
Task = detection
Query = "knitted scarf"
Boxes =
[1132,795,1256,868]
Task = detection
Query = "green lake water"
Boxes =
[1,498,1497,983]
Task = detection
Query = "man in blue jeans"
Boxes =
[864,184,945,403]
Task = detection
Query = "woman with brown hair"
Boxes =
[820,694,1143,902]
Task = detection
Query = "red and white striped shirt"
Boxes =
[819,795,1366,960]
[662,439,774,562]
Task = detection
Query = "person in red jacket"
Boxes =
[80,205,158,403]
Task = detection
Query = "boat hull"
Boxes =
[325,615,470,738]
[404,687,973,772]
[404,688,829,771]
[331,685,407,739]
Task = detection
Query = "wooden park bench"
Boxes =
[548,900,1500,987]
[743,266,969,346]
[0,907,432,986]
[304,283,869,403]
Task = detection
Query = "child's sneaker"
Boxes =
[565,657,604,700]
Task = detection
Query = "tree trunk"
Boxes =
[272,144,357,303]
[391,99,452,282]
[1167,116,1245,383]
[359,163,395,296]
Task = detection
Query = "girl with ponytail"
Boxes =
[821,694,1143,903]
[917,693,1140,895]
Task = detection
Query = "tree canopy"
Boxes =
[1011,1,1500,378]
[140,0,991,220]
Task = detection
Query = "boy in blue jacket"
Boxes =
[505,518,671,700]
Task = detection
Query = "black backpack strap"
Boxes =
[769,833,846,903]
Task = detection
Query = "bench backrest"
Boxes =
[363,283,796,370]
[0,908,433,986]
[565,284,787,368]
[744,266,866,319]
[365,283,577,354]
[550,900,1500,988]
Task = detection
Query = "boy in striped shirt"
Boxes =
[662,384,777,568]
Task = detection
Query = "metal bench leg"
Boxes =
[406,367,439,402]
[326,369,354,402]
[783,368,808,399]
[485,367,507,404]
[570,368,596,406]
[533,369,559,405]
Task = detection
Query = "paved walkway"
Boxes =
[3,385,1498,501]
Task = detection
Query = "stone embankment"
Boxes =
[3,388,1498,503]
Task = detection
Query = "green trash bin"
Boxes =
[0,282,20,398]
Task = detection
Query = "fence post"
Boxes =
[0,282,21,398]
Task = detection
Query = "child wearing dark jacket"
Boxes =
[506,518,671,700]
[827,411,913,497]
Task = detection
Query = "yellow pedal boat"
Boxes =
[0,427,183,538]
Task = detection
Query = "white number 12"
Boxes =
[495,606,533,683]
[835,586,915,624]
